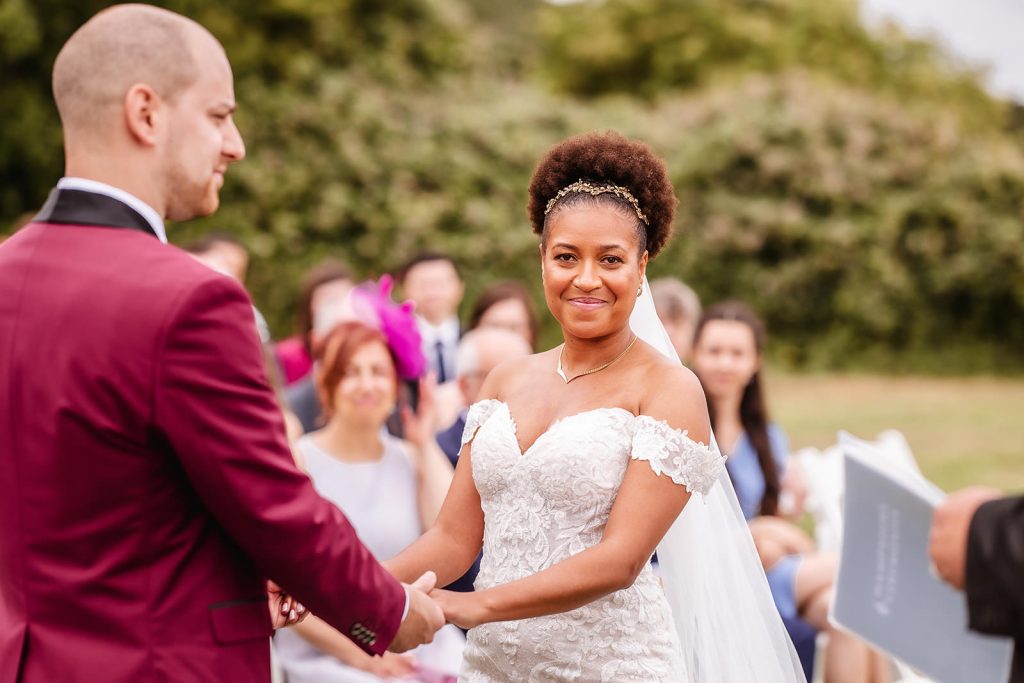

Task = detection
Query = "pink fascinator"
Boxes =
[348,275,426,380]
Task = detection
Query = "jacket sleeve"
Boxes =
[152,275,405,655]
[965,495,1024,640]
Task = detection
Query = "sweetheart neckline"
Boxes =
[489,400,636,458]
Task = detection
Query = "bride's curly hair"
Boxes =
[527,131,677,258]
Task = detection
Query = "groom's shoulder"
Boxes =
[156,248,253,308]
[97,237,246,306]
[122,249,254,344]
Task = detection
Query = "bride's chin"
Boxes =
[560,322,616,340]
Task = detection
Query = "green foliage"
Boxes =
[184,77,572,338]
[2,0,1023,371]
[638,75,1024,371]
[538,0,1001,126]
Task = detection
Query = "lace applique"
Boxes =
[460,404,686,681]
[461,398,504,447]
[630,415,726,496]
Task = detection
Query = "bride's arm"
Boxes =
[385,360,525,585]
[434,366,711,627]
[383,442,484,586]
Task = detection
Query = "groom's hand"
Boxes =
[389,571,445,653]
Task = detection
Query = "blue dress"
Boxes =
[726,426,817,681]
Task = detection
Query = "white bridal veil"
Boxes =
[630,276,807,682]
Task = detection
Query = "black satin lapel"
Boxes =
[34,188,157,238]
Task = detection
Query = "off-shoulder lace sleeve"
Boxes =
[461,399,504,447]
[631,415,726,495]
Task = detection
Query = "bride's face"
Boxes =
[540,204,648,340]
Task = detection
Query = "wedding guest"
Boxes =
[650,277,701,364]
[284,261,356,432]
[275,320,463,682]
[399,252,464,384]
[183,231,250,281]
[468,280,539,349]
[277,259,355,387]
[0,6,442,680]
[436,327,533,468]
[930,489,1024,681]
[691,301,889,683]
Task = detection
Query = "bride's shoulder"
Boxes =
[475,348,558,400]
[635,346,710,444]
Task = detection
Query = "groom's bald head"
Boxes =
[52,5,244,222]
[52,4,219,136]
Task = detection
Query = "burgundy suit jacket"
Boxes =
[0,190,405,682]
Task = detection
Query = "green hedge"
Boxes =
[3,0,1023,371]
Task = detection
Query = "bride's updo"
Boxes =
[528,131,677,258]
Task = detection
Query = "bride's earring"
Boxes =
[637,283,643,297]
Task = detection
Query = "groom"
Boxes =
[0,5,442,682]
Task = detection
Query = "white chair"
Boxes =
[797,430,935,683]
[792,443,845,553]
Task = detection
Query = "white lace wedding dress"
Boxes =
[458,399,726,682]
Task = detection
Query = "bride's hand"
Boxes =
[267,580,308,629]
[430,588,486,629]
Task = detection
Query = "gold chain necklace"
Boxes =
[556,335,639,384]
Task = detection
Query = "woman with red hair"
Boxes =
[275,319,462,682]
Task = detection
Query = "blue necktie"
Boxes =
[435,339,448,383]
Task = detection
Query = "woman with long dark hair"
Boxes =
[692,301,890,683]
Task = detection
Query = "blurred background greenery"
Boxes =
[4,0,1023,374]
[2,1,1024,481]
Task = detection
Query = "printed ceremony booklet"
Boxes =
[831,432,1013,683]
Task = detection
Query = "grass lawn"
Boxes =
[765,371,1024,493]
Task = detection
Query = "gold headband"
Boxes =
[543,180,649,226]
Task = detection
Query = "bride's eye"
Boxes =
[554,253,576,263]
[601,255,624,265]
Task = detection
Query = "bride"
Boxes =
[386,131,805,681]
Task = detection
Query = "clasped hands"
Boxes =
[388,571,485,653]
[265,570,484,651]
